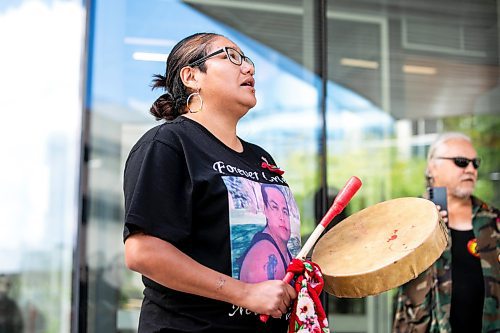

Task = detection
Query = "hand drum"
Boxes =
[311,197,448,298]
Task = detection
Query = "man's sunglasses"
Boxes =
[435,156,481,169]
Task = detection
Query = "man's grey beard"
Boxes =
[452,187,474,199]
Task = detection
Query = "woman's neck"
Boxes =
[183,111,243,152]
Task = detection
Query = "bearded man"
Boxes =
[393,132,499,333]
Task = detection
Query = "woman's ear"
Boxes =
[180,66,199,90]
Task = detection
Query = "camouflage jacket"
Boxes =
[393,196,499,333]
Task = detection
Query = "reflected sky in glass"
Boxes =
[0,0,83,273]
[90,0,392,141]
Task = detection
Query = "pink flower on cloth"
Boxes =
[288,259,330,333]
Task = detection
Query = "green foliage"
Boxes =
[284,150,321,236]
[283,115,499,239]
[389,157,427,199]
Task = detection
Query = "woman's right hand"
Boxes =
[240,280,297,319]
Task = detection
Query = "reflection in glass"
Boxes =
[0,1,84,332]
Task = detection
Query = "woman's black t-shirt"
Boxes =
[123,116,299,332]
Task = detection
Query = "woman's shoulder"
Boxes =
[134,117,196,146]
[155,116,193,138]
[126,120,185,158]
[240,139,275,161]
[240,139,267,152]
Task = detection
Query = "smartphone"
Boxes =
[427,186,447,212]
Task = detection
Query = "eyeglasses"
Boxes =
[188,47,255,72]
[435,156,481,169]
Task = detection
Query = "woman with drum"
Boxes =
[122,33,298,332]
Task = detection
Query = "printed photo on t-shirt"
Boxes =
[221,176,301,283]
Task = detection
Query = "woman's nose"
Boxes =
[241,61,254,75]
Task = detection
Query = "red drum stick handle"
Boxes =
[259,176,362,323]
[319,176,362,227]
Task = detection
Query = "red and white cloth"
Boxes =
[287,259,331,333]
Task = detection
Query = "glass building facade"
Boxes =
[0,0,498,332]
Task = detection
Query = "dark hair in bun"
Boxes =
[149,32,223,121]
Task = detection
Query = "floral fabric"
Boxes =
[287,259,330,333]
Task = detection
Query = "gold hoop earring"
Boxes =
[186,90,203,113]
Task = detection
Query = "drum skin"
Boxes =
[311,197,448,298]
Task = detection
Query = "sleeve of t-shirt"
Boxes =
[123,140,192,247]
